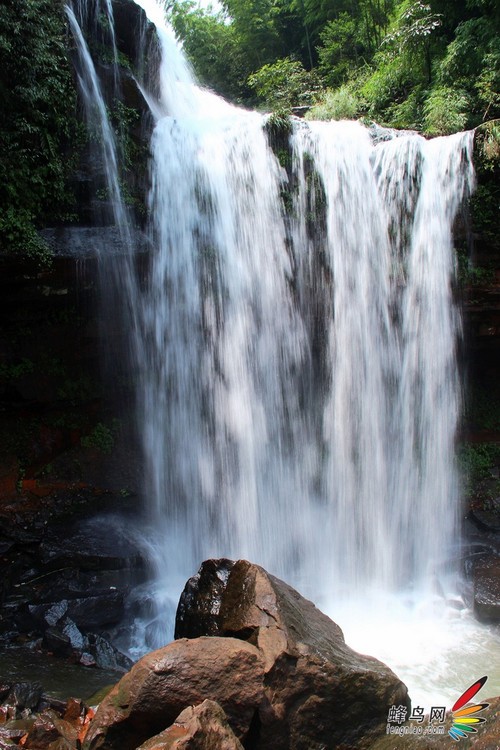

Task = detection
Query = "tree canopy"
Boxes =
[169,0,499,132]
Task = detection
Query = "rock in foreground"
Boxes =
[85,559,409,750]
[83,636,264,749]
[135,700,244,750]
[176,559,410,749]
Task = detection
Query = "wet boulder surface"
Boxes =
[84,558,410,750]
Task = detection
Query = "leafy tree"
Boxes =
[248,56,320,109]
[436,17,500,123]
[354,0,445,126]
[318,12,360,86]
[381,1,443,83]
[221,0,289,70]
[170,1,250,101]
[423,85,469,134]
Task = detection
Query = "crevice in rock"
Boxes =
[242,708,261,750]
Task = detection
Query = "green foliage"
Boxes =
[480,122,500,165]
[266,109,294,135]
[382,1,443,54]
[0,209,53,266]
[81,421,117,455]
[357,1,445,125]
[318,13,360,86]
[436,18,500,125]
[0,0,78,261]
[57,375,95,402]
[0,358,35,383]
[171,1,251,101]
[456,247,494,286]
[221,0,290,69]
[470,121,500,250]
[168,0,497,137]
[307,85,361,120]
[458,443,500,484]
[264,109,293,156]
[248,56,319,109]
[423,86,469,134]
[360,54,423,126]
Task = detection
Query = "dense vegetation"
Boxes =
[170,0,499,132]
[0,0,78,262]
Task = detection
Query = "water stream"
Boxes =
[69,0,500,709]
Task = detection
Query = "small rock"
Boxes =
[65,592,125,629]
[24,711,78,750]
[62,617,88,651]
[63,697,84,723]
[80,652,97,667]
[43,627,72,656]
[174,558,235,639]
[135,700,244,750]
[87,633,133,672]
[44,601,69,627]
[4,682,43,711]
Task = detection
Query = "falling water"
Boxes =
[68,0,500,706]
[132,12,474,601]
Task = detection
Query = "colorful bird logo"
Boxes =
[448,675,489,741]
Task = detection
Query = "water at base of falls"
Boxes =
[69,0,499,710]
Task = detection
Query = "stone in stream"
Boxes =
[4,682,43,712]
[84,559,409,750]
[22,709,79,749]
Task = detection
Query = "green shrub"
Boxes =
[248,57,320,110]
[81,422,116,454]
[306,85,360,121]
[457,443,500,484]
[423,86,469,135]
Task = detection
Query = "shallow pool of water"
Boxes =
[0,648,122,702]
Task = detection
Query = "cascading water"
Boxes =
[132,6,472,602]
[65,3,127,234]
[70,0,500,708]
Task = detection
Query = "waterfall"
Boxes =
[129,7,475,610]
[65,5,126,233]
[68,0,500,706]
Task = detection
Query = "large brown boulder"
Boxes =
[135,700,244,750]
[84,559,409,750]
[176,559,410,749]
[83,636,264,750]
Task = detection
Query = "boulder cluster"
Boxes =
[85,559,409,750]
[3,558,499,749]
